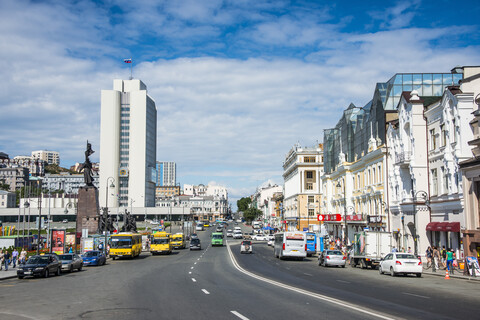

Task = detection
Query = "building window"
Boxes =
[430,129,436,150]
[431,168,438,195]
[308,196,314,203]
[306,183,313,190]
[442,167,448,194]
[306,171,313,179]
[308,209,315,217]
[304,156,316,163]
[441,124,447,147]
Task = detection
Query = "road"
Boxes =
[0,225,478,320]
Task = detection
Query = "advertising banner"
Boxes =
[466,256,480,276]
[83,238,94,252]
[66,234,75,247]
[51,229,66,254]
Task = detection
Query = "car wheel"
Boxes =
[341,265,345,268]
[44,269,49,278]
[17,276,24,279]
[112,256,116,260]
[69,265,73,273]
[416,273,422,278]
[379,266,383,275]
[78,265,83,271]
[390,267,396,277]
[56,267,61,276]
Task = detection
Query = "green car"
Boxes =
[211,232,224,246]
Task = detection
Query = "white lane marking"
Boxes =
[191,267,194,269]
[231,311,249,320]
[303,273,313,276]
[192,278,197,282]
[202,289,210,294]
[402,292,430,299]
[194,262,197,265]
[226,242,398,320]
[188,272,192,274]
[336,280,351,284]
[197,258,200,261]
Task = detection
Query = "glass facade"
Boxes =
[324,71,463,174]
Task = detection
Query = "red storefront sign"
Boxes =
[317,214,342,222]
[346,214,363,221]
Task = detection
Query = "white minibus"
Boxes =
[274,232,307,260]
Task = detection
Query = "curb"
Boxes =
[0,275,17,281]
[422,271,480,281]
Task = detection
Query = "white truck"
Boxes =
[350,231,391,269]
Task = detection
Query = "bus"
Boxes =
[274,232,307,260]
[150,231,172,255]
[211,232,224,246]
[171,233,186,249]
[306,232,317,257]
[110,233,142,259]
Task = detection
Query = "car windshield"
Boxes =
[26,256,49,264]
[111,237,132,248]
[191,239,200,244]
[212,234,222,239]
[85,251,99,257]
[58,254,74,261]
[153,238,169,244]
[242,241,252,245]
[327,251,343,255]
[396,254,417,259]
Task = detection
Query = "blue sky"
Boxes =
[1,0,479,208]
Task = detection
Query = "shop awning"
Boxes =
[426,222,460,233]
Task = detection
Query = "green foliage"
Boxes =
[44,164,74,174]
[237,197,252,212]
[0,182,10,191]
[243,207,262,223]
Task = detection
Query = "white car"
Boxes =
[240,240,253,254]
[226,229,234,237]
[254,234,268,241]
[379,253,422,277]
[233,232,243,239]
[267,234,275,246]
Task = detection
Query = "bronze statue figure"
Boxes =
[78,141,95,187]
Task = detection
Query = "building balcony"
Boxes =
[395,151,412,166]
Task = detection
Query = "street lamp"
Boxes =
[336,180,348,245]
[64,201,77,253]
[36,180,43,255]
[412,190,429,255]
[105,177,115,256]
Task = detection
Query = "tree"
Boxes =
[0,183,10,191]
[243,207,262,223]
[237,197,252,212]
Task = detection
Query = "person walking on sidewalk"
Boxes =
[441,246,447,268]
[433,246,440,272]
[446,248,455,274]
[3,250,11,271]
[426,246,433,268]
[19,248,27,264]
[0,249,4,270]
[11,248,18,268]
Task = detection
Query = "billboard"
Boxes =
[51,229,66,254]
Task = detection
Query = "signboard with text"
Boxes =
[51,229,65,255]
[317,214,342,222]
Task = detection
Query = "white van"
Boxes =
[274,232,307,260]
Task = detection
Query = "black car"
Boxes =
[190,238,202,250]
[17,255,62,279]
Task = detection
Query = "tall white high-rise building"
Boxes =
[156,161,176,186]
[31,150,60,165]
[99,79,157,208]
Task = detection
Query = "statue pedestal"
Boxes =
[77,186,100,235]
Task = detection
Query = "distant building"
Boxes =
[156,161,176,186]
[0,152,9,160]
[99,79,157,208]
[43,173,100,194]
[155,185,181,199]
[31,150,60,165]
[0,167,29,191]
[0,190,16,208]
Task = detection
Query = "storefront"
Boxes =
[426,222,462,257]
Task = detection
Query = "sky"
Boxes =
[1,0,479,209]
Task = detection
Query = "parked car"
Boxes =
[17,254,62,278]
[318,250,346,268]
[240,240,253,254]
[82,250,107,266]
[58,253,84,272]
[226,229,234,237]
[379,253,422,277]
[190,238,202,250]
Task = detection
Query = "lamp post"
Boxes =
[64,201,77,253]
[36,180,43,255]
[336,180,348,245]
[105,177,115,256]
[412,190,429,256]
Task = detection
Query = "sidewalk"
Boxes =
[0,266,18,280]
[422,268,480,281]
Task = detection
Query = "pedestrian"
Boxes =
[441,246,447,268]
[69,246,73,253]
[392,247,398,253]
[407,247,412,253]
[20,248,27,264]
[401,247,405,253]
[4,250,11,271]
[0,249,4,270]
[426,246,433,267]
[433,246,440,272]
[12,248,18,268]
[446,248,455,274]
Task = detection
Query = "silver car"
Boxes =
[58,253,84,272]
[318,250,346,268]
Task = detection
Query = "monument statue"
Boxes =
[98,207,115,234]
[78,141,95,187]
[121,209,137,233]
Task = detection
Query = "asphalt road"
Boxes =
[0,225,478,320]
